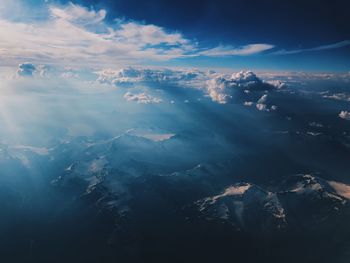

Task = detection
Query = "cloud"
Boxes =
[17,63,36,76]
[124,92,162,104]
[323,93,350,102]
[339,111,350,120]
[12,62,288,106]
[265,80,287,89]
[271,105,278,111]
[255,103,267,111]
[257,94,268,104]
[0,2,280,67]
[273,40,350,55]
[96,67,208,87]
[206,71,283,104]
[1,1,349,67]
[255,95,277,111]
[0,3,196,66]
[95,67,286,104]
[256,94,268,111]
[199,44,274,56]
[49,3,107,25]
[115,22,189,47]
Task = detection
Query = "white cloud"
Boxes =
[256,103,267,111]
[206,71,282,104]
[12,62,288,107]
[124,92,162,104]
[255,95,278,111]
[257,94,268,104]
[244,101,254,106]
[323,93,350,102]
[96,67,208,87]
[0,3,195,66]
[206,76,234,104]
[1,2,348,67]
[95,67,285,104]
[49,3,107,25]
[273,40,350,55]
[271,105,278,111]
[339,111,350,120]
[199,44,274,56]
[265,80,287,89]
[115,22,189,46]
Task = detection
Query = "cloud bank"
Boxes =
[12,61,287,106]
[95,67,285,104]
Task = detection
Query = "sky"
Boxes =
[0,0,349,71]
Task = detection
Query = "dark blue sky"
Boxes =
[60,0,350,71]
[78,0,349,47]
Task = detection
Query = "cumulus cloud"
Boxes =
[206,76,234,104]
[16,63,36,77]
[206,71,283,104]
[13,62,287,107]
[256,102,267,111]
[339,111,350,120]
[124,92,162,104]
[265,80,287,89]
[95,67,286,104]
[255,94,278,111]
[256,96,267,111]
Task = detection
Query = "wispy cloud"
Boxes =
[198,44,274,57]
[272,40,350,55]
[49,3,107,25]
